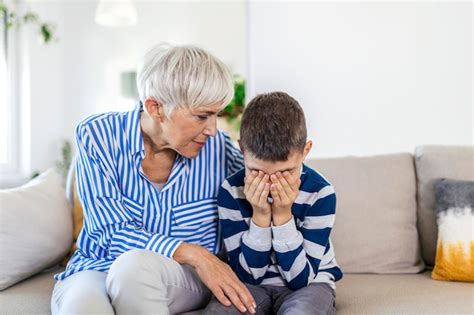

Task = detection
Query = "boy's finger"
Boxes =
[272,174,290,201]
[247,171,265,198]
[254,175,269,201]
[288,173,301,193]
[277,172,293,194]
[259,182,270,204]
[270,183,281,204]
[285,172,300,192]
[245,170,258,186]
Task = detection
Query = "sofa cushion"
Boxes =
[414,145,474,266]
[0,266,61,314]
[431,178,474,281]
[307,153,424,273]
[336,271,473,314]
[0,169,73,290]
[2,270,472,314]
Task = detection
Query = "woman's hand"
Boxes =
[244,171,271,227]
[270,171,300,226]
[174,242,256,314]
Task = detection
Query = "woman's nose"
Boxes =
[203,115,217,137]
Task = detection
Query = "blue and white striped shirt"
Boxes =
[56,102,243,280]
[218,165,343,290]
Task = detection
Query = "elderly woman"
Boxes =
[51,45,256,314]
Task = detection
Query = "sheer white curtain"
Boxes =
[0,8,10,167]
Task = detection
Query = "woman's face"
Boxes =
[159,102,223,158]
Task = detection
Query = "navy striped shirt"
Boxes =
[218,165,343,290]
[56,103,243,280]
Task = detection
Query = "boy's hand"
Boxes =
[270,172,301,226]
[244,171,271,227]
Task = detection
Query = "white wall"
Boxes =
[14,1,474,179]
[21,0,247,175]
[248,2,473,158]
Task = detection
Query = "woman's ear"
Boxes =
[303,140,313,160]
[144,98,165,122]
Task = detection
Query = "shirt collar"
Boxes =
[129,101,145,156]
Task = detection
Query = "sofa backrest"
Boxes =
[414,145,474,266]
[306,153,425,274]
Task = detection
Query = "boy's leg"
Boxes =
[203,283,273,315]
[273,283,336,315]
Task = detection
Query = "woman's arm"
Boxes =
[75,121,182,258]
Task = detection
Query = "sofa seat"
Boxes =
[0,266,60,314]
[336,272,473,314]
[1,267,472,314]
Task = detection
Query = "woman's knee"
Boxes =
[52,271,113,315]
[106,249,172,293]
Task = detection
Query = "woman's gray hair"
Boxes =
[137,43,234,116]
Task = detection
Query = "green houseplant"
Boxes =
[0,1,57,44]
[219,75,245,124]
[217,75,245,140]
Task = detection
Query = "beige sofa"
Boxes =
[1,145,472,314]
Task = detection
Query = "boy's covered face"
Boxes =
[242,141,313,184]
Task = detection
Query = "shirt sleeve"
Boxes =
[218,180,273,285]
[223,132,244,176]
[272,185,337,290]
[75,121,182,259]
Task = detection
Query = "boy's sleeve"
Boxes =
[75,121,182,259]
[218,180,273,285]
[223,132,244,176]
[272,185,337,290]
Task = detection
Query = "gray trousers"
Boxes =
[51,249,211,315]
[203,282,336,315]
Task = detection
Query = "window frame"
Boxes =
[0,3,25,187]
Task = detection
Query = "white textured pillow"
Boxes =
[0,169,73,290]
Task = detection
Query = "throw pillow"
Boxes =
[307,154,425,273]
[0,169,73,290]
[432,178,474,282]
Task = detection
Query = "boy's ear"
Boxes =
[302,140,313,159]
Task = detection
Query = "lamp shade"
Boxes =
[95,0,138,27]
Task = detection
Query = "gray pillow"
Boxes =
[434,178,474,212]
[431,178,473,281]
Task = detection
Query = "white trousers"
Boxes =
[51,249,211,315]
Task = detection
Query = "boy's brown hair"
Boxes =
[240,91,307,161]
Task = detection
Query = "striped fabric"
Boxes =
[218,165,343,290]
[55,102,243,281]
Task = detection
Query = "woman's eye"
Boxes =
[196,115,208,121]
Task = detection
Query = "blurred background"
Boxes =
[0,0,472,187]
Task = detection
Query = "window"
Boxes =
[0,4,20,180]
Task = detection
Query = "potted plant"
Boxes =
[217,75,245,140]
[0,1,57,44]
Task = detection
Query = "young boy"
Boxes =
[204,92,342,315]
